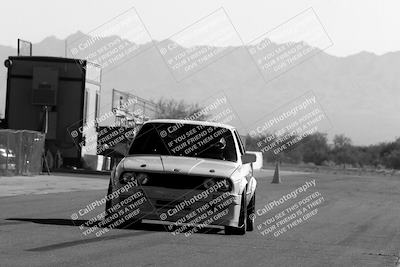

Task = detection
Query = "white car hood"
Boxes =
[122,155,238,178]
[122,155,164,173]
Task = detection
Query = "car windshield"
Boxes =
[129,122,237,162]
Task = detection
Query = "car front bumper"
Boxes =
[110,186,243,228]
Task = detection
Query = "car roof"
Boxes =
[144,119,235,130]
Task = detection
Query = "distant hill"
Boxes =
[0,32,399,145]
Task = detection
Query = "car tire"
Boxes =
[105,179,113,218]
[225,191,247,235]
[246,192,255,231]
[104,179,142,229]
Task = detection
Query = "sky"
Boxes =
[1,0,400,57]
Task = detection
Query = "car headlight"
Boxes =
[136,173,150,185]
[203,178,231,192]
[203,178,216,189]
[120,172,136,184]
[218,179,232,192]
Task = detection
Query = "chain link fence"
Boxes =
[0,130,45,176]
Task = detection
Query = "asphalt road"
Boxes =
[1,171,399,267]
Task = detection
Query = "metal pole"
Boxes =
[44,106,49,134]
[6,131,9,172]
[111,88,115,113]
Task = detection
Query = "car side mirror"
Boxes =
[241,153,256,164]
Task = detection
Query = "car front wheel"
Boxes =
[246,192,255,231]
[105,179,113,218]
[104,179,142,229]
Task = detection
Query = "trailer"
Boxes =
[3,56,101,168]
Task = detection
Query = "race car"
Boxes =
[105,119,257,235]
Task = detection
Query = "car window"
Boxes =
[129,122,237,162]
[128,123,169,155]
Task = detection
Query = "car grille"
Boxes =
[139,173,226,190]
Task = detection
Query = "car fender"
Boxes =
[230,167,247,195]
[246,176,257,202]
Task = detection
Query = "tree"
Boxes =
[301,133,329,165]
[333,134,352,149]
[380,138,400,169]
[332,134,355,166]
[154,98,207,120]
[385,150,400,169]
[245,131,400,170]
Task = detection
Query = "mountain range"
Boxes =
[0,31,399,145]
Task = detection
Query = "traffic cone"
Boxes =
[271,162,281,184]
